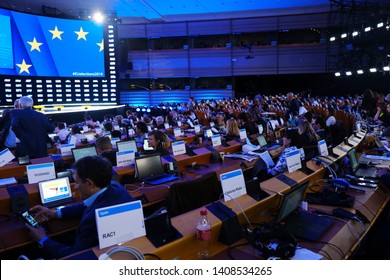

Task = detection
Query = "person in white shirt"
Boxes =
[325,107,336,127]
[56,122,70,143]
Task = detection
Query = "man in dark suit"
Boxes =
[11,96,54,158]
[25,156,135,259]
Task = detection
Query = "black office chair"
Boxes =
[244,157,272,182]
[329,120,345,146]
[166,171,222,217]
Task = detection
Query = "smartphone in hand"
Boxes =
[19,210,39,227]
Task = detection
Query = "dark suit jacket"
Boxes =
[11,108,54,158]
[41,182,134,259]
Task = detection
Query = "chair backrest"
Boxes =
[167,171,222,217]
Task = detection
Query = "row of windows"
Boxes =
[121,29,326,51]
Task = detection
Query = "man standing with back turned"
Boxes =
[11,96,54,158]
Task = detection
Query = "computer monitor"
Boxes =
[135,154,164,180]
[116,140,137,152]
[71,146,97,162]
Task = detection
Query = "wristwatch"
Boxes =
[38,236,49,249]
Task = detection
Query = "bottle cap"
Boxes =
[200,208,207,215]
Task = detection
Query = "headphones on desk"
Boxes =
[245,224,297,259]
[186,162,209,169]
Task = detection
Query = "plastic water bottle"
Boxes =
[196,208,211,259]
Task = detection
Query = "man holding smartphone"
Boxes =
[25,155,134,259]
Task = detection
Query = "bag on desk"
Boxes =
[306,189,355,208]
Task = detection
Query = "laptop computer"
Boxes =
[135,154,179,185]
[38,177,74,208]
[144,207,182,248]
[347,147,377,178]
[275,181,334,241]
[71,146,97,162]
[257,135,281,150]
[116,140,138,153]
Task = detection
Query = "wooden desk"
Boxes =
[63,129,388,260]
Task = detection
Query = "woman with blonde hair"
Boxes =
[225,118,240,141]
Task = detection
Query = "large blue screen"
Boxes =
[0,8,105,77]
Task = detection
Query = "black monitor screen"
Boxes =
[135,154,164,179]
[275,182,308,224]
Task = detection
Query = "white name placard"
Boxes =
[177,120,182,127]
[164,123,170,129]
[356,121,361,132]
[239,128,247,140]
[194,124,201,134]
[258,124,264,134]
[285,149,302,173]
[83,125,89,132]
[206,129,213,138]
[68,135,77,145]
[173,127,182,137]
[211,135,222,147]
[210,121,215,127]
[113,124,120,131]
[0,148,15,167]
[116,150,135,167]
[259,151,275,168]
[187,119,194,128]
[95,128,102,135]
[60,143,75,157]
[172,141,186,156]
[317,139,329,156]
[110,137,120,148]
[27,162,56,184]
[220,169,247,202]
[95,201,146,249]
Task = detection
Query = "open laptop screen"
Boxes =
[38,177,72,206]
[347,148,359,171]
[257,135,267,146]
[135,154,164,180]
[72,146,97,162]
[116,140,137,152]
[275,181,308,225]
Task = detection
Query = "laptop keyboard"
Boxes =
[356,169,377,178]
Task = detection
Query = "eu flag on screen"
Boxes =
[9,11,105,77]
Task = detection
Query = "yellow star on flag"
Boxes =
[16,59,32,74]
[97,39,104,52]
[27,37,43,52]
[75,27,89,41]
[49,26,64,40]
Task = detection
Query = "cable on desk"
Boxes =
[125,183,169,193]
[143,253,161,260]
[312,240,345,259]
[98,245,145,260]
[227,242,252,260]
[219,192,254,230]
[353,199,376,218]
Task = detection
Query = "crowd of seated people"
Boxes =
[3,90,390,260]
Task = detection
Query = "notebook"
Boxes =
[144,207,182,248]
[116,140,138,153]
[38,177,74,208]
[347,147,377,178]
[257,135,281,150]
[135,154,179,185]
[275,181,334,241]
[71,146,97,162]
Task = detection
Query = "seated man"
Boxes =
[25,155,134,259]
[267,137,299,176]
[95,136,117,166]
